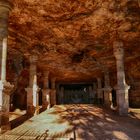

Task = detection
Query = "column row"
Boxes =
[25,56,57,116]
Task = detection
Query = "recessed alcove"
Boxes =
[57,83,93,104]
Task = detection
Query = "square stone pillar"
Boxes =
[89,86,94,103]
[103,72,112,108]
[97,78,103,104]
[0,1,13,133]
[25,55,40,116]
[50,89,56,106]
[113,41,130,115]
[42,89,51,110]
[25,85,40,116]
[59,86,64,104]
[50,78,56,106]
[0,81,14,134]
[104,87,112,107]
[42,71,50,110]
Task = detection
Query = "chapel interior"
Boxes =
[0,0,140,139]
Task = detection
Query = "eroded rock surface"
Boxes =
[5,0,140,107]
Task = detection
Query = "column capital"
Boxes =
[44,71,49,78]
[0,0,13,38]
[104,71,109,75]
[51,77,56,82]
[29,55,38,64]
[114,83,130,91]
[0,81,14,95]
[113,41,124,59]
[97,77,101,81]
[0,0,13,11]
[113,41,123,48]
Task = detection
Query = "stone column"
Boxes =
[97,78,103,104]
[93,82,96,97]
[103,72,112,107]
[89,86,93,103]
[50,78,56,106]
[113,41,130,115]
[59,86,64,104]
[0,1,14,134]
[42,71,51,110]
[25,55,40,116]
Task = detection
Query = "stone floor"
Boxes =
[0,104,140,140]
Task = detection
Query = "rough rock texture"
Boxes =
[5,0,140,107]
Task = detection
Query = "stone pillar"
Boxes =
[0,1,14,134]
[89,86,93,103]
[50,78,56,106]
[42,71,51,110]
[104,72,112,107]
[93,82,96,97]
[97,78,103,104]
[51,77,56,89]
[113,41,130,115]
[25,55,40,116]
[59,86,64,104]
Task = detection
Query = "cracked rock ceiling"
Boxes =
[7,0,140,83]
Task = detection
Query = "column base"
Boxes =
[42,103,48,110]
[50,89,56,106]
[115,84,130,116]
[27,105,35,116]
[26,86,40,116]
[104,87,112,108]
[34,106,40,116]
[42,89,51,110]
[0,81,14,133]
[0,113,10,134]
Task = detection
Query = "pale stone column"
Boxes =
[113,41,130,115]
[1,38,7,81]
[50,78,56,106]
[25,55,40,116]
[0,1,14,134]
[42,71,51,110]
[103,72,112,107]
[97,78,103,104]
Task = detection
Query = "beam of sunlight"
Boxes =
[113,131,133,140]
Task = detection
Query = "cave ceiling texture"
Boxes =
[7,0,140,83]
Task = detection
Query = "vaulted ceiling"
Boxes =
[7,0,140,83]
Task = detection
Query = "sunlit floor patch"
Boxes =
[9,109,26,121]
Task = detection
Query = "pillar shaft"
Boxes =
[29,56,38,87]
[44,72,49,89]
[26,55,40,116]
[97,78,103,99]
[0,1,13,133]
[51,78,56,89]
[104,72,112,107]
[60,86,64,104]
[113,41,130,115]
[89,86,94,103]
[42,71,50,110]
[1,38,7,82]
[50,78,56,106]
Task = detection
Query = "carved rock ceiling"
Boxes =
[8,0,140,82]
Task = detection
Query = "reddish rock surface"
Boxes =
[5,0,140,107]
